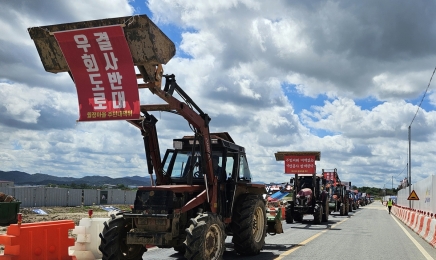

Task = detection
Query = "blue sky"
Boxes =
[1,0,436,189]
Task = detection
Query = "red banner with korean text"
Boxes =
[284,155,315,174]
[53,25,140,121]
[323,172,337,186]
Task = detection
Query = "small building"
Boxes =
[0,181,14,187]
[102,184,116,189]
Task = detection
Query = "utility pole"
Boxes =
[392,176,393,192]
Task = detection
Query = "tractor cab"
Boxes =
[164,133,252,185]
[298,177,314,190]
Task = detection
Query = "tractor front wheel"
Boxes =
[184,213,225,260]
[293,212,303,222]
[340,203,345,216]
[232,194,266,255]
[99,216,146,260]
[345,200,349,216]
[285,204,294,224]
[174,244,186,254]
[313,205,323,224]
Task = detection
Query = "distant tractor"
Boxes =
[324,169,349,216]
[346,190,353,213]
[274,152,329,224]
[348,190,358,211]
[286,174,329,224]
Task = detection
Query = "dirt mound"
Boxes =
[0,192,17,202]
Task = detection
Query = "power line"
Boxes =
[409,66,436,126]
[407,66,436,209]
[396,164,407,178]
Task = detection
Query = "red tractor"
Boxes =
[274,152,329,224]
[29,15,267,260]
[324,169,349,216]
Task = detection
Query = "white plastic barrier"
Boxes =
[69,217,110,259]
[419,216,432,238]
[426,219,436,247]
[392,205,436,248]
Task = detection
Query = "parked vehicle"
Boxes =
[285,173,329,224]
[350,190,359,210]
[324,169,349,216]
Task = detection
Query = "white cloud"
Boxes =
[0,83,77,124]
[1,0,436,189]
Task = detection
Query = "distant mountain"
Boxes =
[0,171,151,187]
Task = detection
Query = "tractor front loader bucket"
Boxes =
[27,15,175,82]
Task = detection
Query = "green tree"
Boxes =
[116,184,127,190]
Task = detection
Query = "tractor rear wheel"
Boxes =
[322,200,329,222]
[293,212,303,222]
[99,216,146,260]
[285,204,294,224]
[313,205,323,224]
[184,213,225,260]
[340,203,345,216]
[174,244,186,253]
[231,194,266,255]
[345,200,349,216]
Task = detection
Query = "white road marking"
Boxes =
[391,214,434,260]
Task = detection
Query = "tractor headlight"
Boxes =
[173,141,183,149]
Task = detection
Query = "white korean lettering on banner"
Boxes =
[112,91,125,109]
[108,72,123,90]
[82,54,99,72]
[104,52,118,70]
[74,35,107,110]
[94,93,106,109]
[95,31,126,109]
[74,34,107,110]
[74,35,90,52]
[95,32,112,51]
[89,73,106,109]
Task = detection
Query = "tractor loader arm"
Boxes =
[135,67,218,212]
[28,14,218,213]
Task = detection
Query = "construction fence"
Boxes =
[396,174,436,214]
[0,186,136,207]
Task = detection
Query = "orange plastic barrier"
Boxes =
[0,220,75,260]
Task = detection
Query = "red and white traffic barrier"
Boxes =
[419,215,432,239]
[426,218,436,247]
[392,206,436,248]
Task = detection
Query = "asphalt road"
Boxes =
[141,202,436,260]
